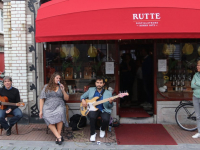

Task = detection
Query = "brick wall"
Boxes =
[3,0,44,120]
[3,1,29,116]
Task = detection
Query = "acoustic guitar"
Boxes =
[80,92,129,116]
[0,96,25,110]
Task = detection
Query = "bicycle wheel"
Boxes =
[175,104,197,131]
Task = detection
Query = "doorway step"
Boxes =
[120,116,155,124]
[119,107,155,124]
[119,107,150,118]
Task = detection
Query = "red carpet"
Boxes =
[115,124,177,145]
[119,108,150,117]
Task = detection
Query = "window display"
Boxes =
[45,43,117,101]
[157,43,200,99]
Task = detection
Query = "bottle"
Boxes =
[93,72,96,78]
[74,72,77,79]
[79,72,82,78]
[178,70,181,80]
[182,70,186,80]
[180,85,183,92]
[181,79,185,86]
[188,71,192,81]
[173,70,177,80]
[177,79,180,86]
[73,86,76,93]
[175,84,178,91]
[172,79,175,86]
[108,126,112,132]
[169,70,173,81]
[66,71,69,77]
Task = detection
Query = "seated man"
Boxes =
[0,76,23,136]
[81,76,113,141]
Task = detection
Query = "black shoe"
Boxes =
[55,136,64,144]
[61,136,64,142]
[55,139,59,144]
[6,127,12,136]
[57,136,63,145]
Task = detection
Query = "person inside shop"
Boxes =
[191,58,200,138]
[0,76,23,136]
[136,59,146,105]
[140,48,153,107]
[120,53,136,106]
[80,76,113,142]
[39,72,69,145]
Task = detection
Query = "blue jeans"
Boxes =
[0,108,23,130]
[193,96,200,133]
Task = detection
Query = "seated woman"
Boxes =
[39,72,69,145]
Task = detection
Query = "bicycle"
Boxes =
[175,100,197,131]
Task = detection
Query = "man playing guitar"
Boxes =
[81,76,113,141]
[0,76,23,136]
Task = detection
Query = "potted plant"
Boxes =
[73,62,82,79]
[62,61,72,78]
[92,61,102,78]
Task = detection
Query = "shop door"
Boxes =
[118,44,154,118]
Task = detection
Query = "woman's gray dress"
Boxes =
[40,85,68,127]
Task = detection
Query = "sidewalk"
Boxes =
[0,124,200,150]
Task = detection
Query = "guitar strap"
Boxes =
[95,89,105,100]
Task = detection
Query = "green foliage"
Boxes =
[62,62,72,71]
[73,63,82,73]
[168,58,178,71]
[92,61,102,73]
[182,58,196,69]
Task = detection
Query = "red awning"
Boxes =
[36,0,200,42]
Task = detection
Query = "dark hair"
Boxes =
[45,72,67,92]
[95,76,105,83]
[197,57,200,63]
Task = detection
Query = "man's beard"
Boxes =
[97,86,103,90]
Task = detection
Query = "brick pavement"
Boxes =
[0,124,116,143]
[163,124,200,144]
[0,124,200,145]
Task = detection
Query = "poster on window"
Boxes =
[158,59,167,72]
[105,62,114,74]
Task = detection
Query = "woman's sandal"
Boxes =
[57,136,63,145]
[61,136,64,142]
[55,138,58,144]
[56,136,64,144]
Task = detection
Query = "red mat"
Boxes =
[115,124,177,145]
[119,108,150,117]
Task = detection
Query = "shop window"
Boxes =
[45,43,117,101]
[157,43,199,99]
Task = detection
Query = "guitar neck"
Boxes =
[94,95,119,106]
[1,102,17,106]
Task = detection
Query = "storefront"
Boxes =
[2,0,200,124]
[35,0,200,123]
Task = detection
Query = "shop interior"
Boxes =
[119,43,154,117]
